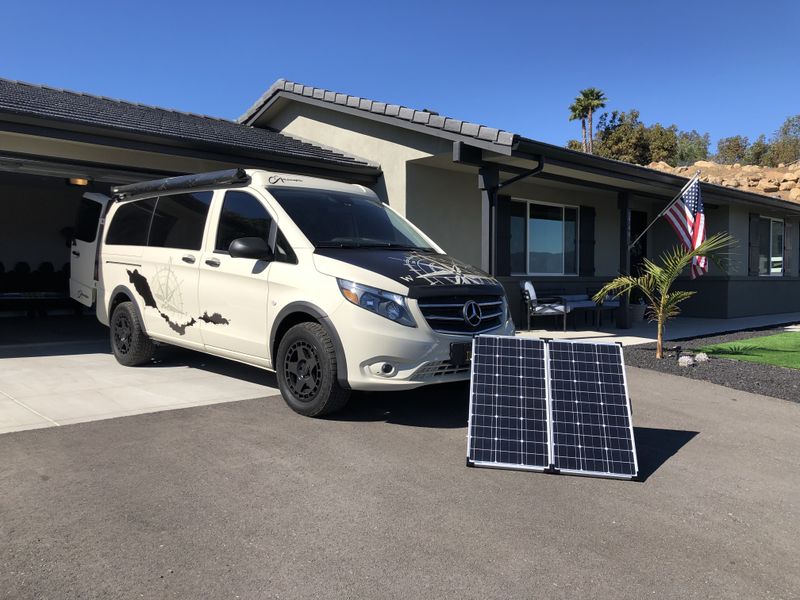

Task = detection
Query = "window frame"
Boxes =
[509,198,580,277]
[759,216,785,277]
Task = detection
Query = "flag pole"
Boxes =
[628,170,701,251]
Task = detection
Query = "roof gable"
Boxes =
[239,79,517,148]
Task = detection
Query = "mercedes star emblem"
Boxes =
[462,300,483,327]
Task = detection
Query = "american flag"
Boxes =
[663,177,707,279]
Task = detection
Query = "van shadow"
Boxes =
[330,381,471,429]
[634,427,698,482]
[148,345,278,387]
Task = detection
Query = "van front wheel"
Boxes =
[276,322,350,417]
[110,301,155,366]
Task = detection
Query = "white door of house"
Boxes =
[69,192,110,307]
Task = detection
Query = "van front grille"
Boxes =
[416,294,504,335]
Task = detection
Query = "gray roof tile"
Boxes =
[460,122,480,137]
[428,114,446,129]
[443,118,463,133]
[0,78,375,170]
[385,104,401,117]
[358,98,372,111]
[397,107,414,121]
[412,111,430,124]
[370,101,386,114]
[346,96,360,108]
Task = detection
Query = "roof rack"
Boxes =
[112,168,250,199]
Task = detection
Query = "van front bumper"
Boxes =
[330,301,515,391]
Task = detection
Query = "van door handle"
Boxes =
[205,257,221,267]
[72,250,80,257]
[181,255,196,264]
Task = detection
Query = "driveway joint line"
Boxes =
[0,388,61,426]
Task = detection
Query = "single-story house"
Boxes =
[237,80,800,325]
[1,77,798,328]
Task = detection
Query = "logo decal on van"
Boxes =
[126,269,231,335]
[398,252,496,286]
[268,176,303,184]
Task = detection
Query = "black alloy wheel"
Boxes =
[109,301,156,366]
[275,322,350,417]
[283,340,322,401]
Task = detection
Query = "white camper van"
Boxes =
[71,169,514,416]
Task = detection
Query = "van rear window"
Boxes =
[105,198,156,246]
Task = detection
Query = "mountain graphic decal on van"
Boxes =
[126,269,230,335]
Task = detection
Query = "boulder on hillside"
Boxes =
[759,181,780,193]
[723,179,740,187]
[783,172,799,183]
[789,187,800,201]
[694,160,716,168]
[780,181,796,191]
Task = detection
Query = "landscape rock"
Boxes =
[780,181,796,191]
[759,181,780,192]
[694,352,710,363]
[694,160,716,168]
[790,187,800,201]
[783,172,799,183]
[723,179,739,187]
[678,355,695,368]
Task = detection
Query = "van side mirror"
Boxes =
[228,237,274,261]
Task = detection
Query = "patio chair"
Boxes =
[520,281,568,331]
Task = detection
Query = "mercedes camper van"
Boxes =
[71,169,514,416]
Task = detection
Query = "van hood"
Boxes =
[312,248,504,298]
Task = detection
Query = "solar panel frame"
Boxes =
[466,336,639,481]
[466,335,550,472]
[547,339,639,480]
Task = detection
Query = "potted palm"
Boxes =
[593,232,734,359]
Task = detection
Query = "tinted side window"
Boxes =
[215,191,272,252]
[74,197,103,243]
[148,192,213,250]
[105,198,156,246]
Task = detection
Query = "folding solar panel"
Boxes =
[548,340,638,479]
[467,336,638,480]
[466,336,550,471]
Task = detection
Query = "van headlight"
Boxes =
[337,279,416,328]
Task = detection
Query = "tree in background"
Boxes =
[646,124,679,163]
[715,135,749,164]
[674,130,710,165]
[766,115,800,166]
[745,134,770,165]
[577,88,607,153]
[568,99,589,152]
[593,110,650,164]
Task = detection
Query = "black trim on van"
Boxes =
[270,302,350,389]
[108,284,147,333]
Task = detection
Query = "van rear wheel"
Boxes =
[276,322,350,417]
[110,301,155,366]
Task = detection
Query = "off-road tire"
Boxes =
[276,322,350,417]
[110,301,156,366]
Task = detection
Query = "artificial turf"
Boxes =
[699,332,800,370]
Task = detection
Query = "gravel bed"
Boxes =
[624,326,800,403]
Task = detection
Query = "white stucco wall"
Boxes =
[263,102,452,215]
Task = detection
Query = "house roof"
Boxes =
[239,79,517,147]
[0,78,379,177]
[240,79,800,215]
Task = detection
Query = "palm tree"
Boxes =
[577,88,607,153]
[592,232,734,359]
[569,100,588,152]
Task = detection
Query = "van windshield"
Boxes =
[269,187,434,251]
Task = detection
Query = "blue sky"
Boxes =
[3,0,798,150]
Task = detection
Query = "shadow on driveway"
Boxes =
[634,426,699,482]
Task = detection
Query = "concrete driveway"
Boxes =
[1,366,798,599]
[0,316,277,434]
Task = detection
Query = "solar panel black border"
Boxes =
[466,336,638,481]
[466,335,550,472]
[547,339,639,480]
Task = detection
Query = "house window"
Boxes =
[759,217,784,276]
[510,199,578,275]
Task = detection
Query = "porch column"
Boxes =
[618,191,631,329]
[478,165,500,275]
